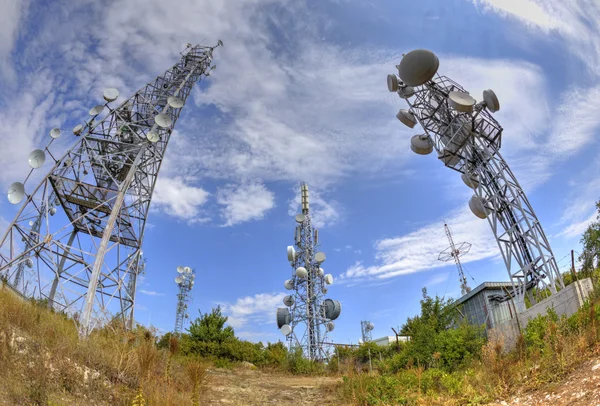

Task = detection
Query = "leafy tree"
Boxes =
[187,305,234,344]
[580,199,600,275]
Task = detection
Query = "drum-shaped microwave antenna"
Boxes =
[184,266,191,273]
[146,132,160,143]
[448,91,476,113]
[175,276,183,284]
[50,128,61,139]
[287,246,296,262]
[103,88,120,102]
[7,182,25,204]
[28,149,46,169]
[469,195,489,219]
[322,299,342,320]
[387,74,399,92]
[315,252,326,263]
[326,321,335,332]
[177,266,184,274]
[366,322,374,331]
[324,274,334,285]
[461,172,479,189]
[318,267,324,277]
[283,295,295,307]
[155,113,173,128]
[396,109,417,128]
[276,307,291,328]
[281,324,292,336]
[89,105,104,116]
[410,134,433,155]
[398,86,415,99]
[398,49,440,86]
[167,96,184,108]
[296,267,308,278]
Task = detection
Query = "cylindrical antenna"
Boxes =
[301,182,310,214]
[314,229,319,245]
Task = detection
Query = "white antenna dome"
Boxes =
[318,267,324,277]
[49,207,57,216]
[28,149,46,169]
[398,49,439,86]
[175,276,183,284]
[7,182,25,204]
[324,274,334,285]
[73,124,83,135]
[50,128,61,139]
[483,89,500,113]
[295,267,308,278]
[184,266,191,273]
[177,266,184,274]
[167,96,184,108]
[146,132,160,143]
[410,134,433,155]
[295,213,305,223]
[315,252,326,263]
[387,74,399,92]
[396,109,417,128]
[448,91,476,113]
[287,246,296,262]
[284,279,294,290]
[281,324,292,336]
[326,321,335,332]
[283,295,295,307]
[103,88,119,102]
[155,113,172,128]
[89,105,104,116]
[469,195,489,219]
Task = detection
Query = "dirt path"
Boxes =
[488,358,600,406]
[203,367,342,405]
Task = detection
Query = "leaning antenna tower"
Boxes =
[360,320,374,343]
[277,182,341,361]
[386,49,564,311]
[438,223,472,296]
[0,40,223,337]
[174,266,195,335]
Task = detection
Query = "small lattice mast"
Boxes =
[387,49,564,310]
[174,266,195,335]
[0,41,223,336]
[360,320,374,343]
[438,223,472,296]
[276,182,341,361]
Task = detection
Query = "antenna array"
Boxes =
[438,223,472,296]
[387,49,564,310]
[360,320,374,343]
[277,182,341,361]
[0,41,223,336]
[174,266,196,335]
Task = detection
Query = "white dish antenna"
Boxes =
[155,113,172,128]
[387,74,399,92]
[73,124,83,135]
[167,96,184,108]
[50,128,61,139]
[448,91,476,113]
[177,266,184,274]
[89,105,104,116]
[184,266,191,273]
[295,267,308,278]
[28,149,46,169]
[218,39,224,47]
[49,207,57,216]
[469,195,489,219]
[324,274,334,285]
[146,131,160,143]
[366,322,374,331]
[396,109,417,128]
[287,246,296,262]
[483,89,500,113]
[398,49,440,86]
[7,182,25,204]
[103,88,119,102]
[315,252,326,263]
[295,213,305,223]
[283,295,295,307]
[284,279,294,290]
[281,324,292,336]
[175,275,183,284]
[461,172,479,189]
[326,321,335,332]
[410,134,433,155]
[318,267,324,277]
[398,86,415,99]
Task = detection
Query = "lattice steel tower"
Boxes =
[360,320,374,343]
[438,223,472,296]
[387,49,564,311]
[276,183,341,361]
[0,41,222,336]
[174,266,195,335]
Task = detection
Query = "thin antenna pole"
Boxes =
[439,223,472,296]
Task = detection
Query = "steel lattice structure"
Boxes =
[360,320,374,343]
[388,50,564,311]
[174,266,195,335]
[438,223,472,296]
[0,41,221,336]
[277,183,340,361]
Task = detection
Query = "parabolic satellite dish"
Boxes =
[287,246,296,262]
[50,128,61,139]
[326,321,335,332]
[146,132,160,143]
[184,266,191,273]
[318,267,324,277]
[398,49,440,86]
[315,252,326,263]
[7,182,25,204]
[324,274,334,285]
[295,267,308,278]
[483,89,500,113]
[167,96,184,109]
[217,39,224,47]
[387,74,399,92]
[396,109,417,128]
[284,279,294,290]
[322,299,342,320]
[448,91,476,113]
[103,88,119,102]
[175,276,183,284]
[73,125,83,136]
[295,213,305,223]
[283,295,295,307]
[28,149,46,169]
[469,195,489,219]
[89,105,104,116]
[410,134,433,155]
[155,113,172,128]
[281,324,292,336]
[177,266,184,274]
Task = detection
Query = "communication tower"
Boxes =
[277,182,341,361]
[174,266,195,335]
[438,223,472,296]
[360,320,374,343]
[387,49,564,311]
[0,41,223,337]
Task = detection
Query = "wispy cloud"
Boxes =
[139,290,165,297]
[219,292,287,330]
[152,177,210,223]
[217,182,275,227]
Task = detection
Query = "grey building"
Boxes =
[453,282,518,333]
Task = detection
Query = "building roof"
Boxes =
[453,281,516,307]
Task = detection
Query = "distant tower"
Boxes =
[438,223,472,296]
[276,182,341,361]
[0,41,223,337]
[174,266,195,335]
[361,320,374,343]
[387,49,564,311]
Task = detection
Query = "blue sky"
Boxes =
[0,0,599,345]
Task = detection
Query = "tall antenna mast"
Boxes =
[387,49,564,311]
[438,223,471,296]
[174,266,195,335]
[360,320,374,343]
[277,182,341,361]
[0,40,223,337]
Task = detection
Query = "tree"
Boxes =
[188,305,234,344]
[580,199,600,275]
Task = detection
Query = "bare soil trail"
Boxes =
[203,367,343,405]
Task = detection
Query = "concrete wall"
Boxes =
[488,278,594,351]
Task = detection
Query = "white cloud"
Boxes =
[139,289,164,296]
[287,185,341,228]
[220,292,287,330]
[152,177,210,222]
[426,272,451,287]
[340,208,498,281]
[216,182,275,227]
[0,0,28,81]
